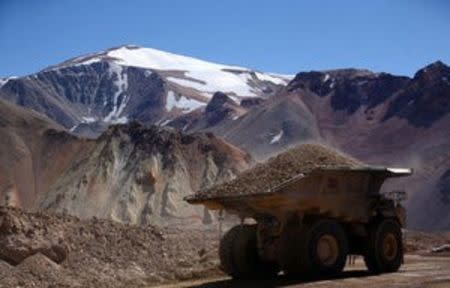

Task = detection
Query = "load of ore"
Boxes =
[197,143,363,198]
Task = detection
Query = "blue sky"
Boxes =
[1,0,449,77]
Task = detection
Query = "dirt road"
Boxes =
[154,255,450,288]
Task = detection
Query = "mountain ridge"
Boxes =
[0,46,449,230]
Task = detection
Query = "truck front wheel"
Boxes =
[280,218,348,279]
[219,224,279,279]
[364,218,403,274]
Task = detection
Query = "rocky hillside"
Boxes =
[0,98,251,226]
[37,123,251,226]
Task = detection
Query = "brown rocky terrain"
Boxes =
[0,206,223,287]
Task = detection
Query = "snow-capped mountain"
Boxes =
[0,45,291,136]
[53,45,289,99]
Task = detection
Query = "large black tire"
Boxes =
[364,218,403,274]
[219,224,279,279]
[280,218,348,279]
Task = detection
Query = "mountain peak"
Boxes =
[45,45,289,101]
[414,60,450,80]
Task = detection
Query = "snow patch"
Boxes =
[167,71,256,97]
[82,117,96,123]
[108,116,128,124]
[165,91,205,113]
[159,119,171,127]
[270,130,284,144]
[323,74,330,82]
[105,47,282,97]
[255,72,287,85]
[78,57,101,66]
[167,77,207,91]
[0,76,17,88]
[268,73,295,81]
[104,63,129,123]
[107,46,247,74]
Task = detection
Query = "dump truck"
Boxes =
[185,165,412,279]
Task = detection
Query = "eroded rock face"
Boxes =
[36,124,251,226]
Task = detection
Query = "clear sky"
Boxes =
[1,0,449,77]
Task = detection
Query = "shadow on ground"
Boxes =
[188,270,372,288]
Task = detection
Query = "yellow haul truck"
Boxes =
[185,167,412,279]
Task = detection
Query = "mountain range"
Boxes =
[0,45,449,230]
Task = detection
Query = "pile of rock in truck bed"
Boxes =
[195,143,363,198]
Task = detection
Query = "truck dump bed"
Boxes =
[185,167,412,221]
[185,144,412,222]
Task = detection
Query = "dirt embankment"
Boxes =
[194,143,362,198]
[0,206,221,288]
[405,230,450,256]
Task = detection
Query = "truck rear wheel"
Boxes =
[364,219,403,274]
[219,224,278,279]
[280,218,348,279]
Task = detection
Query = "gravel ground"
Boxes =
[153,255,450,288]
